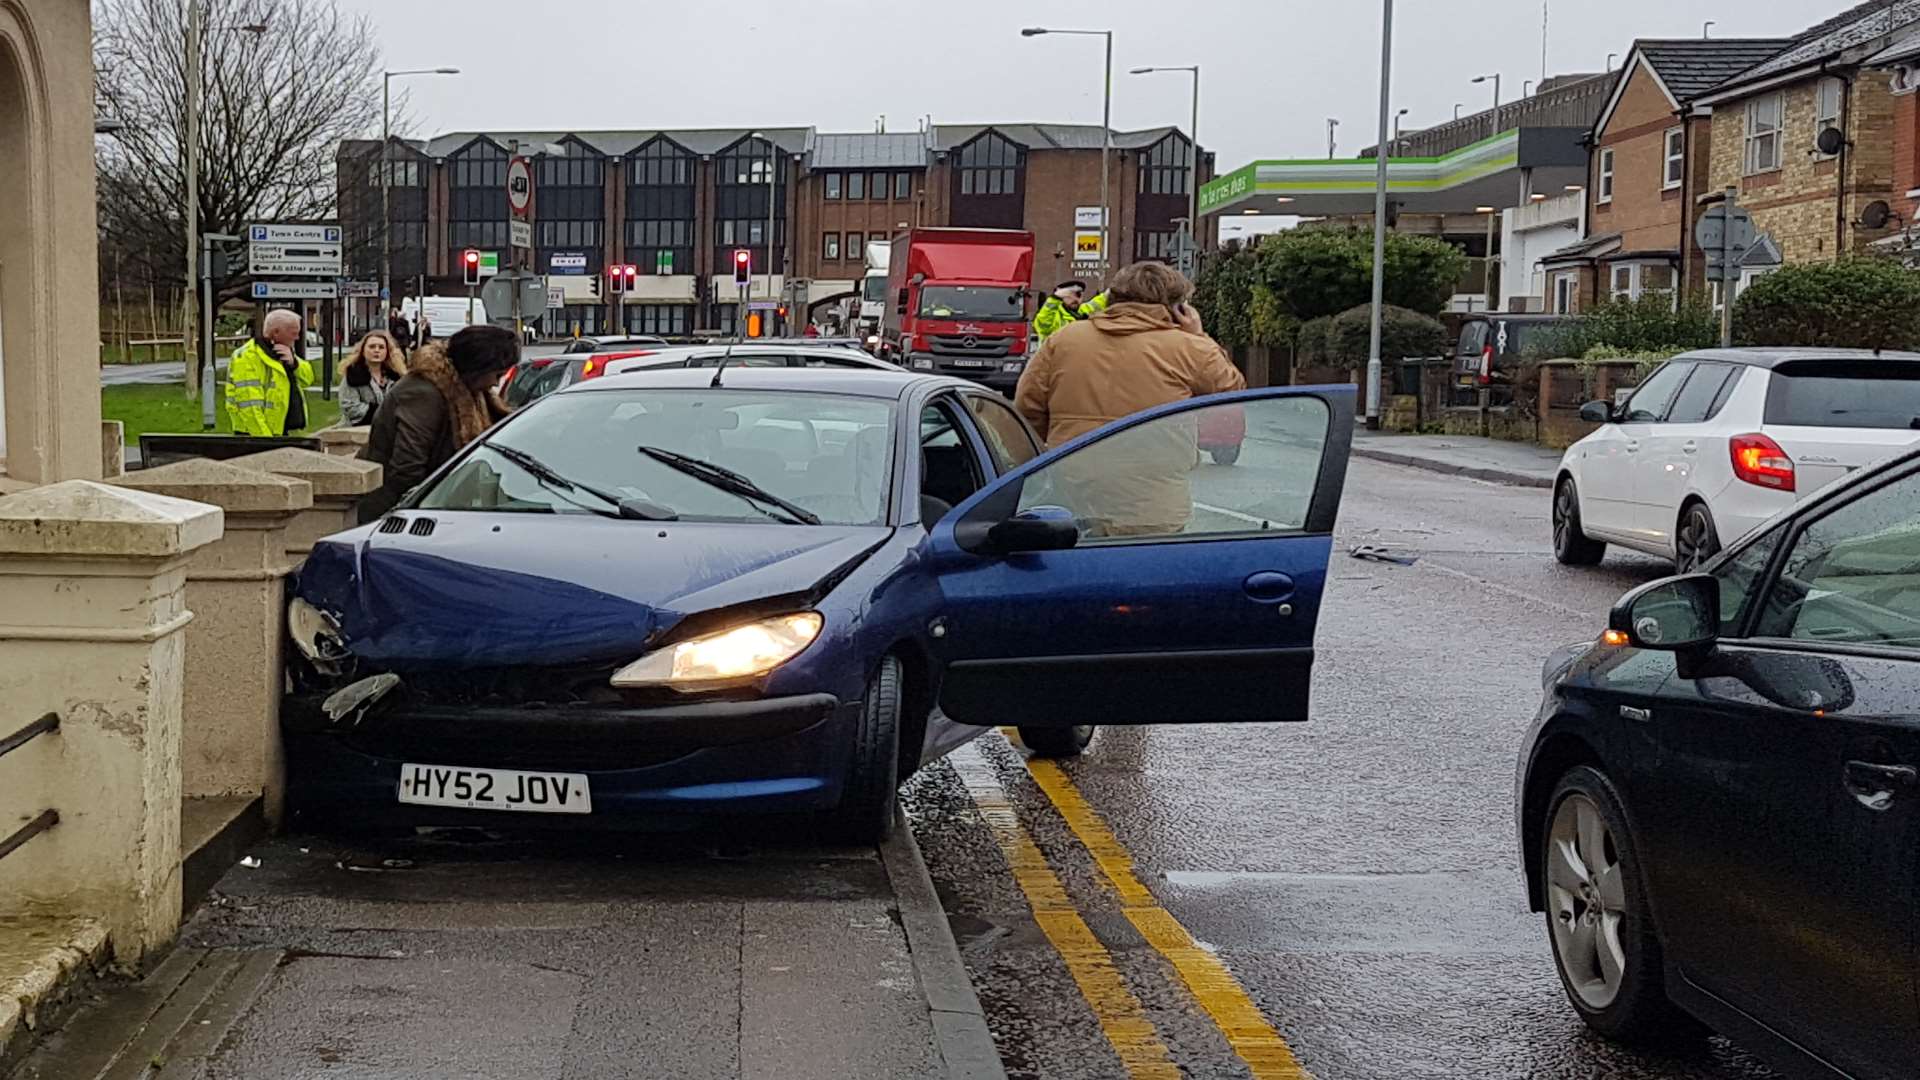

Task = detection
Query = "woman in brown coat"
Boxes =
[358,325,518,523]
[1013,261,1245,536]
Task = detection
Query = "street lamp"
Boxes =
[183,3,267,406]
[1364,0,1395,431]
[1023,27,1113,275]
[382,67,460,313]
[1394,107,1409,154]
[1453,103,1464,121]
[1326,117,1339,159]
[1472,73,1502,136]
[1130,65,1201,276]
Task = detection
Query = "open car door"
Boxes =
[925,386,1353,727]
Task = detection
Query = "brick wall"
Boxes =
[794,169,925,281]
[1706,70,1899,264]
[1894,88,1919,223]
[1592,63,1686,255]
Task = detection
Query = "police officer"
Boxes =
[226,309,315,436]
[1032,280,1110,342]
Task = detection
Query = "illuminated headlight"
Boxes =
[610,612,824,690]
[865,334,880,347]
[911,357,935,370]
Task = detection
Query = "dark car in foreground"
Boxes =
[1519,444,1920,1078]
[285,368,1354,841]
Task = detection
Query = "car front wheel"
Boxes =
[828,656,903,843]
[1015,725,1095,758]
[1553,478,1607,566]
[1543,766,1700,1046]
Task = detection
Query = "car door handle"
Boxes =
[1625,441,1639,453]
[1681,441,1698,454]
[1844,760,1917,810]
[1242,571,1295,605]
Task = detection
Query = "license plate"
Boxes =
[946,359,993,369]
[397,763,592,814]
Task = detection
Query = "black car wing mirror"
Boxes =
[958,505,1080,555]
[1579,400,1614,424]
[1609,573,1720,651]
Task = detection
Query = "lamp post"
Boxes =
[1023,27,1113,274]
[1394,107,1409,154]
[1130,64,1201,277]
[382,68,460,315]
[1326,117,1340,159]
[1473,72,1502,137]
[182,3,266,403]
[1365,0,1395,430]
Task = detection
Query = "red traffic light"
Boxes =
[463,249,479,265]
[734,249,751,266]
[622,264,638,280]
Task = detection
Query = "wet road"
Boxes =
[904,442,1783,1079]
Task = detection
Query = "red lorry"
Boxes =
[880,228,1035,395]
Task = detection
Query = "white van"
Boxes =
[401,296,489,340]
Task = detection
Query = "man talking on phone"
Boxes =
[226,308,317,436]
[1014,261,1243,536]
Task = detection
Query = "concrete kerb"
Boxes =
[878,809,1007,1080]
[1349,445,1555,489]
[0,918,110,1072]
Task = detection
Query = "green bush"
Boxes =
[1256,229,1466,319]
[1294,316,1335,365]
[1247,284,1299,349]
[1733,259,1920,350]
[1192,242,1258,347]
[1327,304,1450,363]
[1526,293,1718,359]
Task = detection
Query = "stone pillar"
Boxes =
[101,421,125,479]
[317,426,371,459]
[229,447,382,565]
[0,481,222,968]
[111,461,311,825]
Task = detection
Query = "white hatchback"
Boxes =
[1553,348,1920,571]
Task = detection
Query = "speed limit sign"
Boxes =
[506,156,533,218]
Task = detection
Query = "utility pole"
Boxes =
[183,0,201,400]
[1720,186,1737,348]
[1365,0,1394,430]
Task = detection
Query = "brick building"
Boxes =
[1865,29,1920,255]
[337,123,1212,336]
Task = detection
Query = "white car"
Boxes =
[1553,348,1920,571]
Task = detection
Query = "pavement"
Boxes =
[1351,429,1562,488]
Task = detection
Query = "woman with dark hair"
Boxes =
[358,325,519,522]
[338,330,409,426]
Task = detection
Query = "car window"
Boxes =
[685,352,793,369]
[921,398,987,510]
[965,395,1040,473]
[1622,362,1694,423]
[1751,469,1920,650]
[1666,363,1736,424]
[1763,359,1920,430]
[1016,397,1328,542]
[518,362,572,403]
[1714,524,1784,634]
[1455,323,1488,357]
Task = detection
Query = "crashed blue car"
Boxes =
[285,367,1353,841]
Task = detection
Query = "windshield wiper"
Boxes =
[636,445,823,525]
[489,442,676,521]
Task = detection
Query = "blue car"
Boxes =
[284,367,1354,841]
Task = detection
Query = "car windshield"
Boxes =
[918,285,1023,320]
[1765,361,1920,430]
[417,389,895,526]
[862,276,888,303]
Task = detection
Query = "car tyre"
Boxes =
[1674,501,1720,573]
[828,656,903,844]
[1553,478,1607,566]
[1542,766,1703,1047]
[1209,445,1242,466]
[1015,725,1096,758]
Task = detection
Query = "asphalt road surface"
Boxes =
[904,432,1785,1079]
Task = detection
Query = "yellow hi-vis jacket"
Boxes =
[1031,291,1111,341]
[225,338,315,436]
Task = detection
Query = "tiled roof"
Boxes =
[420,128,814,159]
[1636,39,1795,101]
[1713,0,1920,89]
[929,123,1182,153]
[811,133,929,169]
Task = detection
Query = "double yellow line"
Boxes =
[960,737,1311,1079]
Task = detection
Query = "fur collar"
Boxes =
[407,344,498,447]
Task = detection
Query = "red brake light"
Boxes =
[1730,433,1795,492]
[1478,344,1494,385]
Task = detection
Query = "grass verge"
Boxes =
[102,384,342,444]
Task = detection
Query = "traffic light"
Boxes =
[461,249,481,286]
[733,248,751,287]
[621,264,638,293]
[608,265,627,296]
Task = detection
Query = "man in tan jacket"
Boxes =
[1014,261,1245,536]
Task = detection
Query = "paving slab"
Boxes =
[1350,431,1562,488]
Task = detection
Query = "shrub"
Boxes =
[1256,229,1466,319]
[1192,243,1258,347]
[1326,304,1450,364]
[1526,293,1718,359]
[1294,316,1336,366]
[1248,284,1299,349]
[1733,259,1920,351]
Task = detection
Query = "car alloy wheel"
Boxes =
[1552,480,1606,566]
[1546,792,1627,1010]
[1674,504,1719,573]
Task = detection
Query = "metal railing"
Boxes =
[0,712,58,862]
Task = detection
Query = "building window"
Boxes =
[894,171,913,199]
[349,146,427,279]
[847,171,866,200]
[1745,92,1784,174]
[846,232,863,259]
[626,137,695,275]
[448,139,510,263]
[1610,263,1633,300]
[1552,273,1575,315]
[1663,128,1685,189]
[1138,134,1193,196]
[1608,262,1678,304]
[535,139,605,270]
[626,303,689,336]
[957,132,1020,195]
[1136,229,1179,262]
[1814,77,1844,159]
[1597,148,1614,204]
[714,136,785,271]
[870,171,887,200]
[824,172,842,199]
[823,232,840,261]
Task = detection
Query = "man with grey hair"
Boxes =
[226,308,316,436]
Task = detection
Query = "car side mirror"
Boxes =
[1579,400,1614,424]
[1610,573,1719,651]
[982,506,1080,555]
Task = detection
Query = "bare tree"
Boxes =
[94,0,387,303]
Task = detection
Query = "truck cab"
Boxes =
[880,228,1035,395]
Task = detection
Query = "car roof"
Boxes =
[1672,347,1920,370]
[575,365,968,400]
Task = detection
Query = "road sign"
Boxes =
[250,281,339,300]
[341,279,380,298]
[1696,204,1756,281]
[546,285,565,309]
[747,300,780,311]
[248,223,341,245]
[480,271,549,320]
[478,251,501,278]
[1073,230,1103,263]
[1074,206,1106,229]
[507,156,533,218]
[510,219,533,251]
[248,242,343,277]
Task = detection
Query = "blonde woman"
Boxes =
[339,330,408,426]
